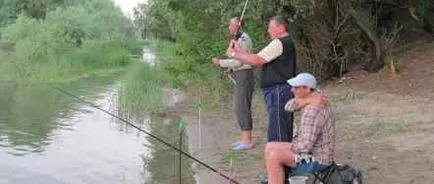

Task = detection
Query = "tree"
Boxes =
[143,0,433,84]
[133,2,148,39]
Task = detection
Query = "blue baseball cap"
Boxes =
[287,73,317,89]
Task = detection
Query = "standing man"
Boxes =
[229,16,296,143]
[212,17,256,151]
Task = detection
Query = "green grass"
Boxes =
[152,39,236,110]
[117,60,166,112]
[332,88,362,103]
[1,39,144,82]
[221,150,263,164]
[0,40,13,80]
[3,37,166,113]
[329,88,364,118]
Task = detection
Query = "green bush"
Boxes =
[1,15,41,44]
[1,2,137,82]
[70,40,132,69]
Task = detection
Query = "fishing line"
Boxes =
[51,85,240,184]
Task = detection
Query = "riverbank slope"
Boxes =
[166,42,434,184]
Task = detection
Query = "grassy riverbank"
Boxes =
[117,60,167,112]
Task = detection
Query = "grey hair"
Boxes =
[230,17,244,28]
[270,16,289,30]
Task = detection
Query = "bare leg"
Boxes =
[242,130,252,144]
[265,142,297,184]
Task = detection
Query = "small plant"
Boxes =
[386,53,401,80]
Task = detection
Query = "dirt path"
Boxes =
[165,44,434,184]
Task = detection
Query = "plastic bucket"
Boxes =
[288,176,308,184]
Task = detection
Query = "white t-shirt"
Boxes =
[257,39,283,63]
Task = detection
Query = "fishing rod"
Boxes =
[225,0,250,85]
[234,0,249,40]
[51,86,240,184]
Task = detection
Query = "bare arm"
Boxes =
[216,58,243,68]
[212,33,254,68]
[229,39,283,66]
[285,95,328,112]
[284,99,298,112]
[231,50,267,66]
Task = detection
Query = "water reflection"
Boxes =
[0,78,113,155]
[0,77,196,184]
[0,77,150,183]
[144,116,196,184]
[115,101,196,184]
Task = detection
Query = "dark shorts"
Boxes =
[291,162,329,176]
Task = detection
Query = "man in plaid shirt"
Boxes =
[265,73,336,184]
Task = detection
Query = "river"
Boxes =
[0,71,195,183]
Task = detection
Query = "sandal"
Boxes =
[232,143,254,151]
[231,141,243,147]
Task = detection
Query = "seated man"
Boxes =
[265,73,335,184]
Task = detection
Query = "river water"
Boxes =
[0,75,195,183]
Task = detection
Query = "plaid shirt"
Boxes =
[285,99,336,165]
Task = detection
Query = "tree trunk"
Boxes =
[367,39,385,72]
[349,10,386,72]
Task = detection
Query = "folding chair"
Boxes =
[310,162,336,184]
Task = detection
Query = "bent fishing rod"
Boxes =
[51,86,240,184]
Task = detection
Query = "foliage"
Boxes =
[137,0,433,89]
[0,0,137,82]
